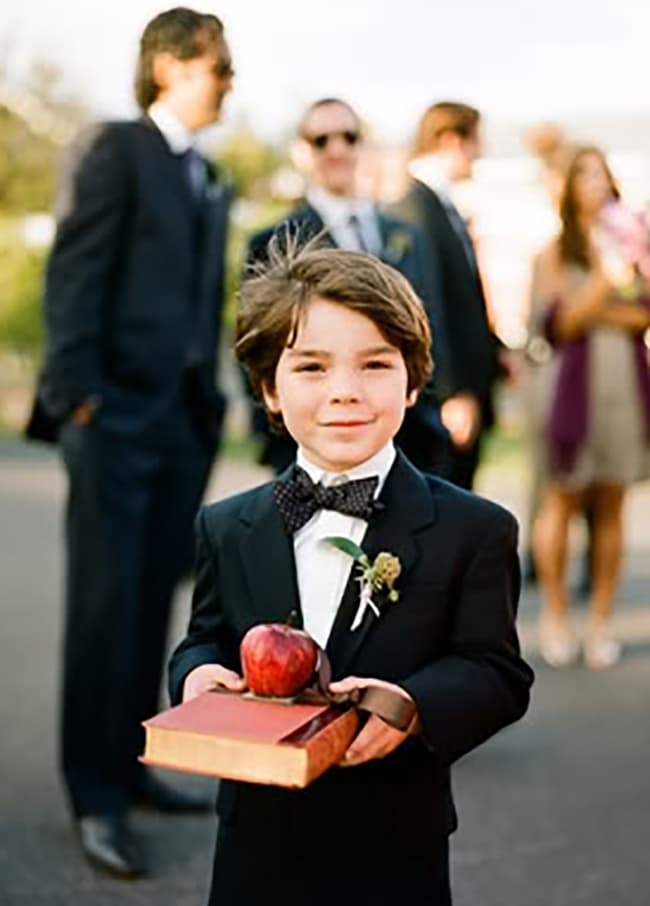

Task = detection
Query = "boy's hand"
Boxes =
[328,676,415,767]
[182,664,246,702]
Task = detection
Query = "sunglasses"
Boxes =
[304,130,361,150]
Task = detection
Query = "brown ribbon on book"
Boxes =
[294,650,420,735]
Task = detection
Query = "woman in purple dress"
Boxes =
[531,146,650,669]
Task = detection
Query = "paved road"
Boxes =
[1,442,648,905]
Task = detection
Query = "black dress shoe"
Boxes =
[77,814,146,879]
[134,774,215,814]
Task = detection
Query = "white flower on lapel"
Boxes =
[324,537,401,631]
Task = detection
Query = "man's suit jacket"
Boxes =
[391,179,500,427]
[244,202,449,471]
[27,116,232,446]
[169,452,533,865]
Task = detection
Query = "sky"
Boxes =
[0,0,646,145]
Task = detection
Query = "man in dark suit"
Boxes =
[391,102,505,489]
[245,97,449,475]
[28,8,234,878]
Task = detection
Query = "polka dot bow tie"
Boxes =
[273,466,381,534]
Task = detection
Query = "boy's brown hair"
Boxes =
[236,238,433,424]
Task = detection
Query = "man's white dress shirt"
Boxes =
[148,101,207,198]
[307,186,383,257]
[148,101,195,154]
[294,442,396,648]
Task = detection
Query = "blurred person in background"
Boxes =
[521,124,595,590]
[245,97,449,476]
[391,101,505,490]
[531,146,650,670]
[25,7,234,878]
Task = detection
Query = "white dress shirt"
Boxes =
[307,186,383,257]
[148,101,195,154]
[148,101,207,200]
[294,442,396,648]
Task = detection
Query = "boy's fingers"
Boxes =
[213,668,246,690]
[184,664,246,700]
[328,676,365,694]
[340,716,405,766]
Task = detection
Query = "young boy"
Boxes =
[168,245,533,906]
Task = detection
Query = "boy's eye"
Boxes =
[295,362,325,373]
[364,359,392,370]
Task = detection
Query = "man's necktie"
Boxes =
[441,197,477,271]
[273,466,381,534]
[347,212,370,253]
[179,147,206,201]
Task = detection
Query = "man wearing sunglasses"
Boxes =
[245,97,449,476]
[26,7,234,879]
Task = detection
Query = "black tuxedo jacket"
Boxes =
[244,202,448,471]
[28,117,232,444]
[169,452,533,859]
[391,179,501,426]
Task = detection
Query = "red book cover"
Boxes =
[141,692,358,788]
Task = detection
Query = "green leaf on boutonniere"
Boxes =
[324,536,368,564]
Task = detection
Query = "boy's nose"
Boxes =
[327,370,362,402]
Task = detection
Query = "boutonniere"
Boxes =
[325,536,401,631]
[383,228,412,263]
[204,161,229,202]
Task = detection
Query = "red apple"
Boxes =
[240,618,319,698]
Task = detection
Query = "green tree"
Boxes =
[0,59,88,214]
[215,126,288,199]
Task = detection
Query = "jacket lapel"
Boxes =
[138,115,196,212]
[325,453,437,676]
[238,478,303,628]
[288,203,337,248]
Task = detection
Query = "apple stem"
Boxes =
[286,610,299,628]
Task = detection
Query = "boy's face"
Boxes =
[263,297,417,473]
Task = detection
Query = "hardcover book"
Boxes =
[141,691,359,789]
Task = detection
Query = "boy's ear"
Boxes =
[262,382,281,414]
[405,388,418,408]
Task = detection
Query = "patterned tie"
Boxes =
[273,466,381,534]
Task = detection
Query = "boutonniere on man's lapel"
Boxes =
[204,160,226,202]
[382,228,412,264]
[325,537,401,631]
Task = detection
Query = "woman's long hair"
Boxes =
[558,145,620,268]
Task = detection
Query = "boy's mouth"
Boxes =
[322,420,373,428]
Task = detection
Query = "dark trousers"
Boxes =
[59,409,212,816]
